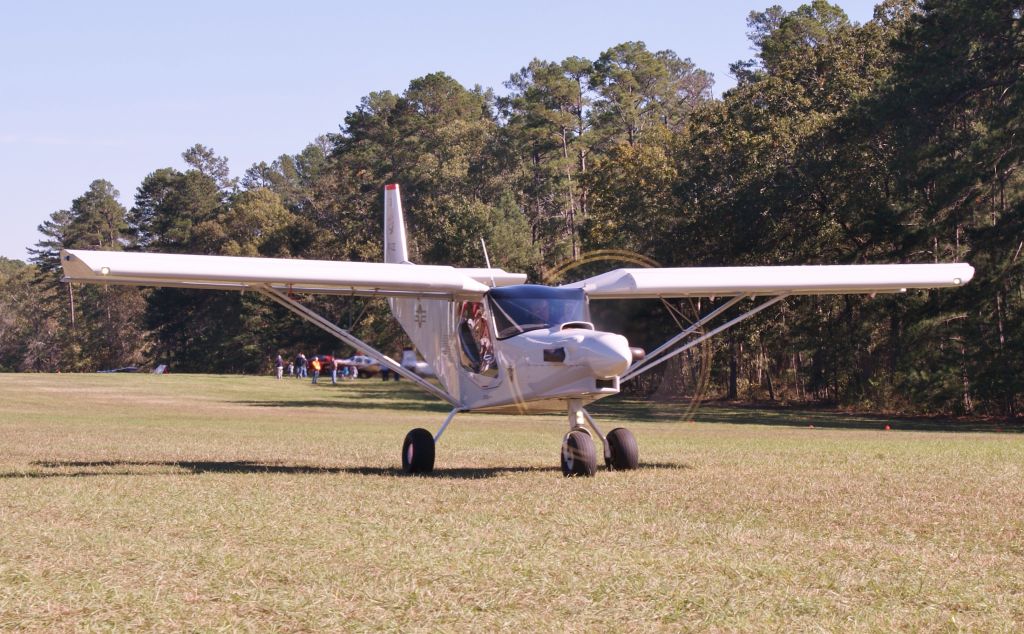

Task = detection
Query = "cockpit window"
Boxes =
[486,285,587,340]
[457,301,497,377]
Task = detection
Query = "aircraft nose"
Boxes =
[581,333,632,378]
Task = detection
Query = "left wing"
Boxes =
[562,263,974,299]
[60,249,525,298]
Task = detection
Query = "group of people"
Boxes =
[274,353,360,385]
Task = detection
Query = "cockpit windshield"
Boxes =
[486,285,587,339]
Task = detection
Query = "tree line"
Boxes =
[1,0,1020,417]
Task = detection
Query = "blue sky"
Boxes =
[0,0,880,261]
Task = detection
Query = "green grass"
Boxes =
[0,373,1021,631]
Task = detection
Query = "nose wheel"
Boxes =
[561,430,597,476]
[605,427,639,470]
[562,399,639,477]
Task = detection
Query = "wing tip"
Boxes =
[961,263,976,284]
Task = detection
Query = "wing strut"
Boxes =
[621,294,789,384]
[637,295,749,372]
[257,285,459,407]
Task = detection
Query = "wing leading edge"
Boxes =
[60,249,526,298]
[563,263,975,299]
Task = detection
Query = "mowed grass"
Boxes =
[0,374,1021,632]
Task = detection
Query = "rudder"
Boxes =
[384,184,410,264]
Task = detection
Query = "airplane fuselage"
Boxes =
[476,320,632,413]
[393,284,633,414]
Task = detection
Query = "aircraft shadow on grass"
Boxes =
[10,460,688,480]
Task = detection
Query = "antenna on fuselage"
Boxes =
[480,238,496,287]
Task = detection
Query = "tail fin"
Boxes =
[383,184,410,264]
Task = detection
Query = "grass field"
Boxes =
[0,373,1021,631]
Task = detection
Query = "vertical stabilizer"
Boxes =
[384,183,410,264]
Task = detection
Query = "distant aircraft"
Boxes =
[61,184,974,476]
[335,354,380,377]
[400,347,434,378]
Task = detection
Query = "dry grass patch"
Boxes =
[0,373,1021,631]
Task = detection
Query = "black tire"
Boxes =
[402,428,435,474]
[606,427,639,471]
[561,430,597,477]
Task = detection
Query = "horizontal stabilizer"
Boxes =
[61,249,524,298]
[563,263,975,299]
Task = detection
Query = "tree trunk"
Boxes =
[960,337,973,415]
[762,344,775,401]
[728,335,738,400]
[793,352,804,401]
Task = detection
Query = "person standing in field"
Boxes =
[310,356,321,384]
[275,354,284,380]
[296,353,307,379]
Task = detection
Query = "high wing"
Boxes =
[564,262,976,385]
[562,263,974,299]
[60,249,526,298]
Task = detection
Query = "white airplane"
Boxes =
[60,184,975,476]
[336,354,380,377]
[400,347,435,378]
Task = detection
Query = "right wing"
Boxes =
[562,263,974,299]
[60,249,526,298]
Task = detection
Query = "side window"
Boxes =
[458,301,497,377]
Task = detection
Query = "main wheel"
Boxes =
[605,427,639,471]
[561,430,597,477]
[402,428,435,474]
